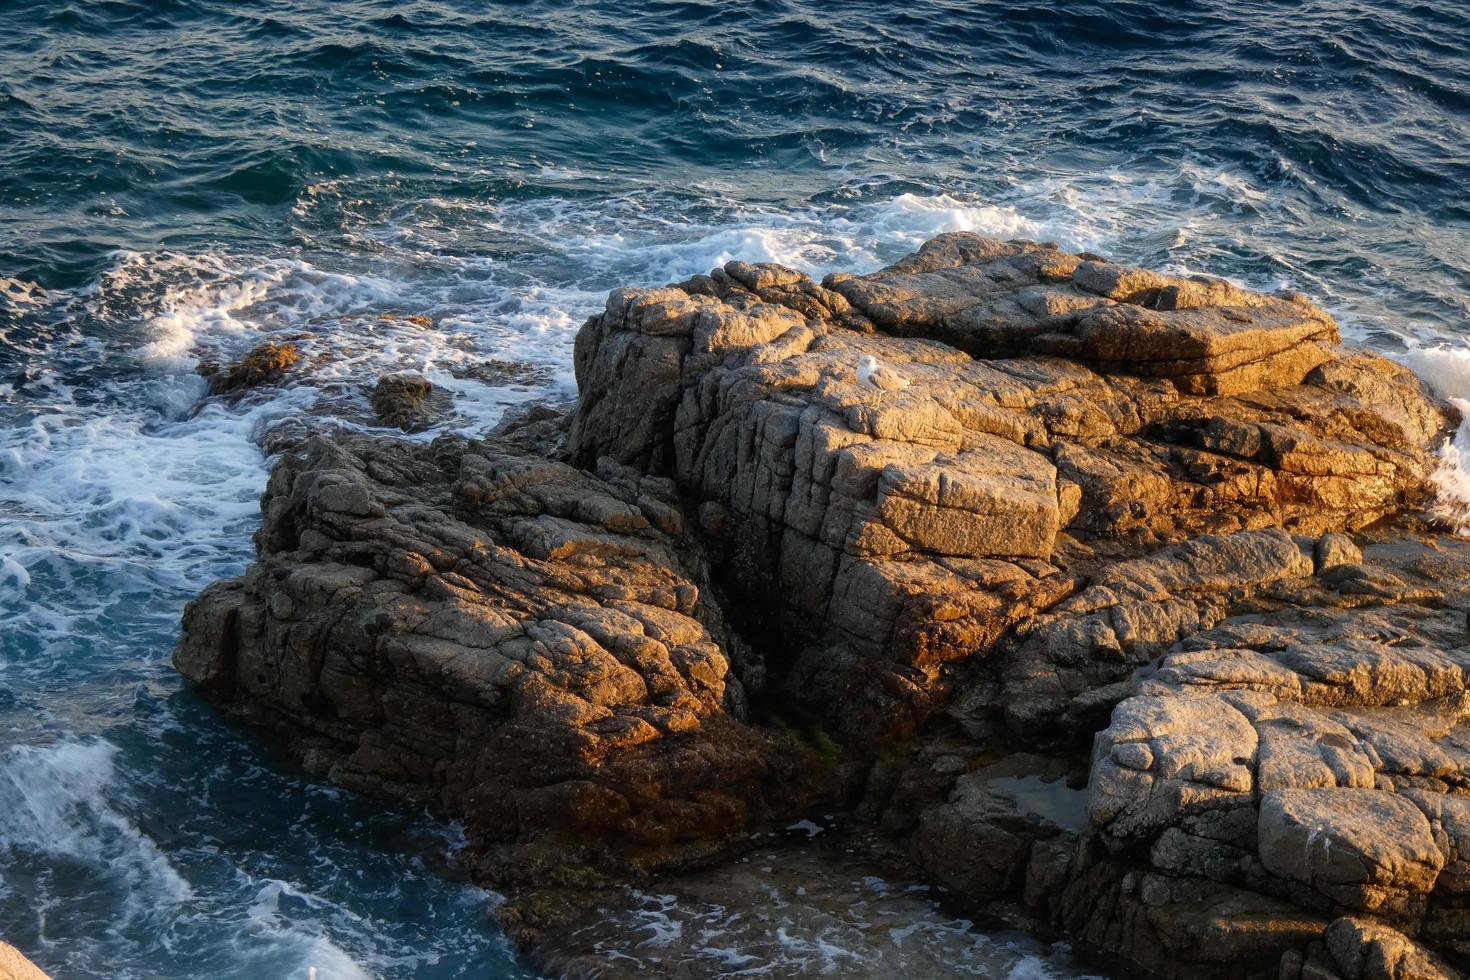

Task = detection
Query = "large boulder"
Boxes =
[823,233,1340,395]
[175,430,818,881]
[566,233,1452,743]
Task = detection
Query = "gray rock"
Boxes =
[1258,788,1443,913]
[1324,915,1461,980]
[1315,533,1363,573]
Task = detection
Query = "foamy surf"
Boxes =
[1400,346,1470,532]
[546,846,1104,979]
[8,0,1470,972]
[0,214,597,978]
[0,739,191,906]
[0,739,194,977]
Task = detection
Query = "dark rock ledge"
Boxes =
[176,233,1470,979]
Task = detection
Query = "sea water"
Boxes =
[3,1,1469,976]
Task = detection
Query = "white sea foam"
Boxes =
[0,740,192,915]
[1400,345,1470,402]
[236,881,371,980]
[92,191,1094,449]
[867,192,1049,244]
[1401,345,1470,531]
[0,276,48,313]
[90,251,399,369]
[0,228,578,977]
[0,377,302,646]
[570,850,1102,978]
[482,188,1087,296]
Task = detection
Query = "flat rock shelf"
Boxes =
[177,233,1470,980]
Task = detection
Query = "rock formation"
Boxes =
[176,233,1470,978]
[175,425,818,882]
[567,233,1448,746]
[197,339,302,394]
[369,372,450,431]
[1072,534,1470,975]
[0,940,50,980]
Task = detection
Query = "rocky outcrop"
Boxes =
[868,530,1470,979]
[567,233,1451,744]
[177,232,1467,978]
[175,426,818,882]
[997,527,1316,742]
[1070,534,1470,972]
[370,372,450,431]
[197,339,302,394]
[825,235,1339,396]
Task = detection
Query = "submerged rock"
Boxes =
[451,357,557,388]
[197,339,302,394]
[369,372,450,431]
[175,233,1469,978]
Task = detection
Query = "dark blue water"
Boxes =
[2,2,1469,977]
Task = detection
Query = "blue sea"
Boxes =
[2,1,1469,977]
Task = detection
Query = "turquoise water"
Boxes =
[2,1,1469,976]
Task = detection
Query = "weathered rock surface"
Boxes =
[567,232,1451,744]
[175,427,818,881]
[176,233,1469,979]
[874,529,1470,978]
[369,371,450,431]
[998,527,1317,742]
[1070,534,1470,971]
[197,339,302,394]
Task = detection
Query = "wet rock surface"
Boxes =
[176,234,1470,978]
[369,372,451,431]
[197,339,303,394]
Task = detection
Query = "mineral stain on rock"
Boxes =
[176,234,1470,979]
